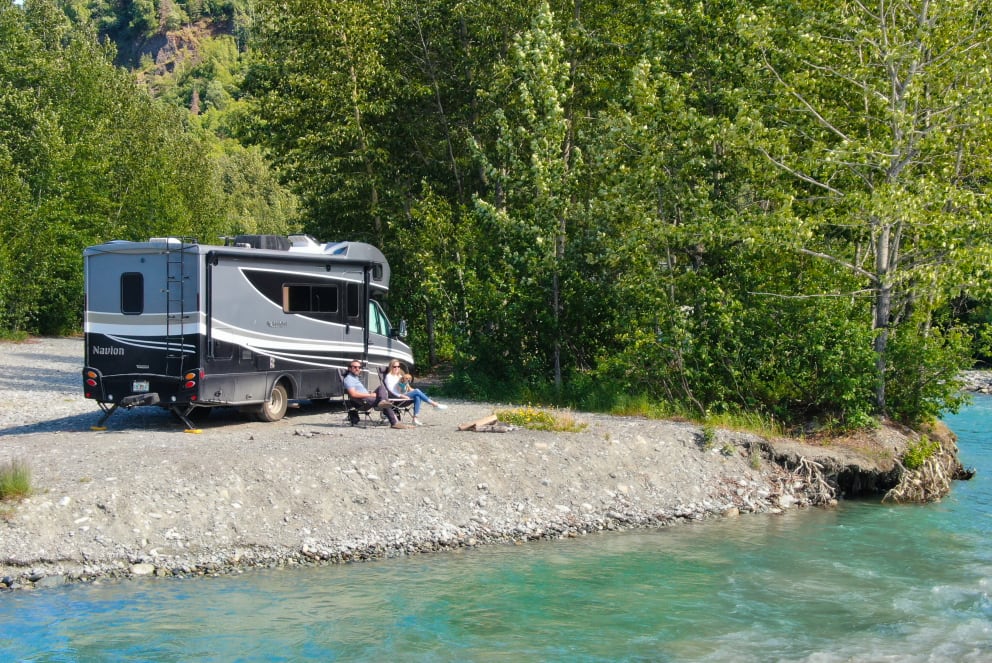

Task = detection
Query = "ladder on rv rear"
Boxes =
[164,237,196,376]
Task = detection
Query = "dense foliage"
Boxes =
[240,0,991,427]
[0,0,295,335]
[2,0,990,428]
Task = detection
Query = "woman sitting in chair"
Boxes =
[384,362,447,426]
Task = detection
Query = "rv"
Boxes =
[82,235,413,429]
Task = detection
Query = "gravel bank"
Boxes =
[960,370,992,393]
[1,337,866,590]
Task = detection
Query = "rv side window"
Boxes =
[283,284,340,314]
[346,283,361,319]
[284,285,310,312]
[369,300,391,336]
[121,273,143,315]
[372,263,384,281]
[311,285,338,312]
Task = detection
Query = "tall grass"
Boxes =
[495,406,588,432]
[439,369,788,438]
[701,411,787,439]
[0,330,30,342]
[0,459,31,501]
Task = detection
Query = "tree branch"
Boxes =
[758,148,846,197]
[799,247,878,282]
[747,289,876,299]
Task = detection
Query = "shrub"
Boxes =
[885,323,971,426]
[0,459,31,501]
[702,425,717,450]
[903,435,941,471]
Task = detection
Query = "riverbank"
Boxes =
[0,337,958,590]
[960,370,992,393]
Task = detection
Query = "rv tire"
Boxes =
[256,383,288,422]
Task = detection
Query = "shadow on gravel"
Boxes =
[0,354,80,392]
[0,409,176,437]
[0,400,352,437]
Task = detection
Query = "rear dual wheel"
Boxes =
[255,383,288,422]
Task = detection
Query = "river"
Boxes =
[1,397,990,661]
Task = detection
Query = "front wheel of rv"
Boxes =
[256,383,288,422]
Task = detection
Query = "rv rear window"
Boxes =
[283,284,339,314]
[121,273,143,314]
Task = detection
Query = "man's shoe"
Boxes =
[391,423,412,429]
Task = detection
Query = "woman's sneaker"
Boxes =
[412,416,424,426]
[433,403,448,410]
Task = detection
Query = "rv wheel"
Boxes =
[256,383,288,422]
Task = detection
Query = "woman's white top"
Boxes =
[384,372,401,396]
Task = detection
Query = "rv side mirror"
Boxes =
[392,319,408,339]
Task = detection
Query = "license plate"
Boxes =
[132,380,150,392]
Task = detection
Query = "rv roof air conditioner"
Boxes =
[288,234,321,250]
[288,235,350,256]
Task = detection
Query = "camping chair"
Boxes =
[338,367,394,427]
[377,365,415,422]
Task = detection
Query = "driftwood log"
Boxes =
[457,414,498,431]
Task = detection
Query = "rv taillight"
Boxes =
[86,378,97,387]
[183,370,198,390]
[86,370,97,379]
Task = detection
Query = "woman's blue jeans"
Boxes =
[404,389,431,415]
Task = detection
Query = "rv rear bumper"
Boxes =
[119,393,161,407]
[83,367,199,406]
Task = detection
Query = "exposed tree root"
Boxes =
[883,441,959,504]
[793,456,838,504]
[764,453,838,507]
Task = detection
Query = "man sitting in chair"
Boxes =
[343,360,409,429]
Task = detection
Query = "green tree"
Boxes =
[0,0,232,334]
[469,1,578,388]
[244,0,399,245]
[744,0,992,422]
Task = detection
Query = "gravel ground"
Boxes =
[0,337,877,590]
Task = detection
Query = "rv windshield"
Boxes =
[368,300,391,336]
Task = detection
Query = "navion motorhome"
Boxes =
[82,235,413,429]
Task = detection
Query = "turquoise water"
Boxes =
[2,399,992,662]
